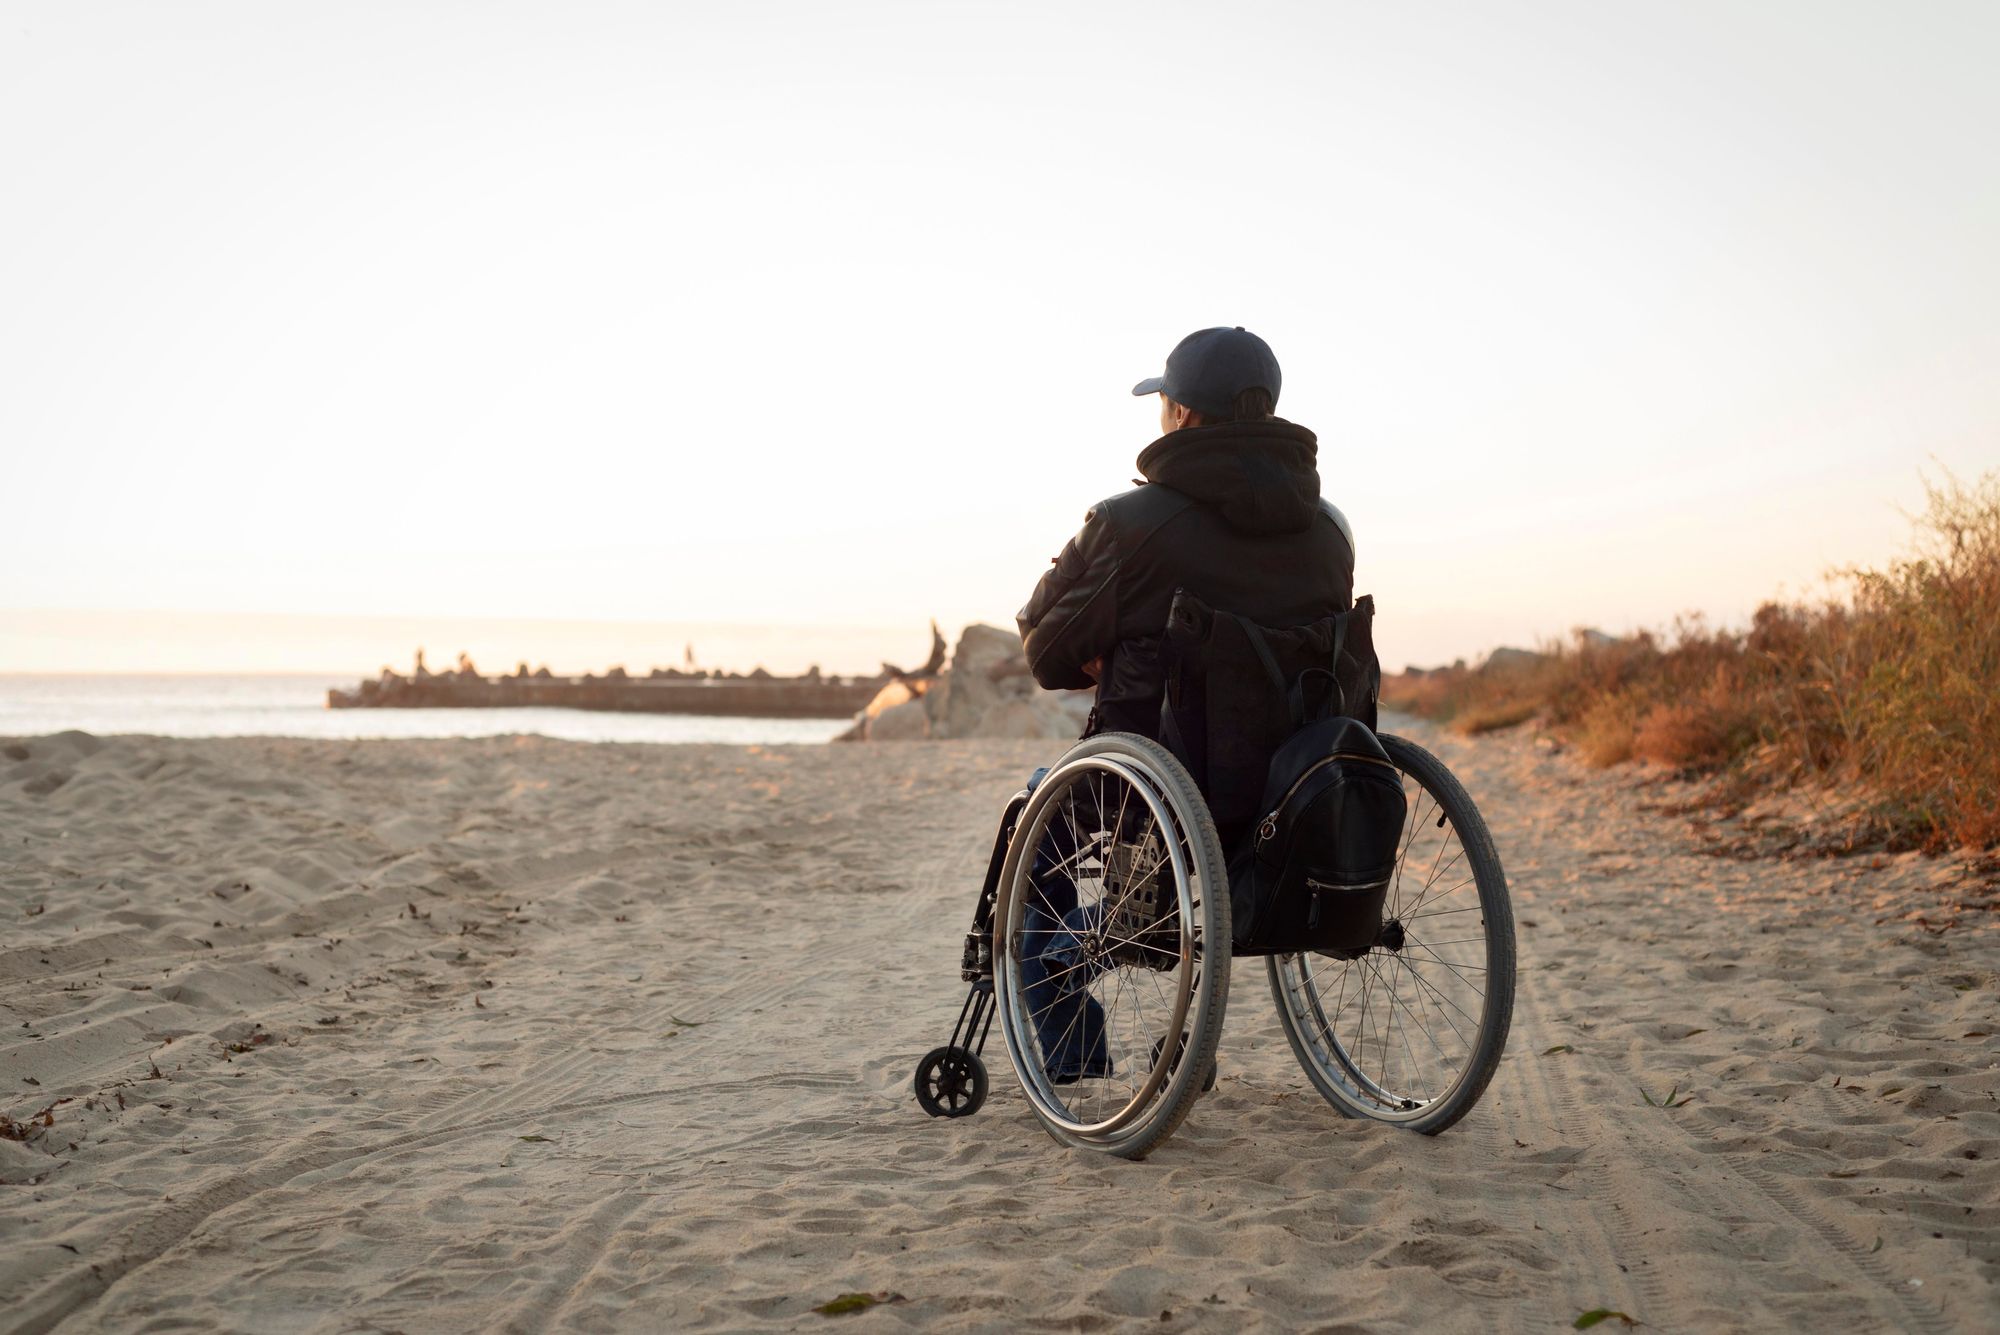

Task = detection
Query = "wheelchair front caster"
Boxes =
[914,1045,988,1118]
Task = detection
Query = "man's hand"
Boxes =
[1080,656,1104,682]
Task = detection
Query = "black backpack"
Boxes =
[1232,707,1407,955]
[1157,592,1406,956]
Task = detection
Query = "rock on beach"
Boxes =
[843,623,1093,741]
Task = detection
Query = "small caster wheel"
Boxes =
[914,1045,987,1118]
[1150,1032,1218,1092]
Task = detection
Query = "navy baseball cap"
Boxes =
[1131,326,1281,418]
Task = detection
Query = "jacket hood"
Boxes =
[1135,418,1322,534]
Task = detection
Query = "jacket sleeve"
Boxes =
[1017,504,1121,691]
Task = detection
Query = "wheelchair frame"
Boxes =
[909,787,1024,1120]
[913,730,1515,1153]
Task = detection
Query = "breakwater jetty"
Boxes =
[330,671,878,718]
[327,632,946,720]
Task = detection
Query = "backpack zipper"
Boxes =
[1256,751,1398,845]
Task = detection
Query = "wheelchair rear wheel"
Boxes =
[1267,732,1515,1134]
[993,732,1231,1159]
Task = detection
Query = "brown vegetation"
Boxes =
[1383,470,2000,852]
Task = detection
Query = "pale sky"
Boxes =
[3,1,1996,675]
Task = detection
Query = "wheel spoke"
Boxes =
[1404,901,1480,921]
[1368,954,1428,1101]
[1400,840,1472,920]
[1392,953,1483,1039]
[1388,785,1432,918]
[1369,956,1455,1082]
[1400,816,1456,921]
[1399,942,1488,993]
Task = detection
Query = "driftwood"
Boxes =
[880,620,947,684]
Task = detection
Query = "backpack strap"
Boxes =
[1320,612,1352,719]
[1228,613,1289,701]
[1273,610,1352,724]
[1289,667,1344,724]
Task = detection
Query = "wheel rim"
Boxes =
[1272,744,1498,1122]
[995,753,1208,1141]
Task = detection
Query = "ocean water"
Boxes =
[0,675,855,744]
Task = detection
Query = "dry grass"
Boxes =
[1458,698,1541,736]
[1382,469,2000,852]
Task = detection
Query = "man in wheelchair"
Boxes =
[1013,326,1358,1083]
[918,327,1507,1152]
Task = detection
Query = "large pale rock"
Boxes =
[866,697,932,741]
[974,698,1071,740]
[938,624,1035,739]
[848,622,1095,741]
[956,623,1031,676]
[920,673,951,731]
[1044,690,1095,733]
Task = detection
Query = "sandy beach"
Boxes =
[2,719,1994,1332]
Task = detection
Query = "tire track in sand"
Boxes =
[13,823,980,1333]
[1501,905,1954,1332]
[4,1072,852,1335]
[1483,954,1668,1332]
[404,833,966,1132]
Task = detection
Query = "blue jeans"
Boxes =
[1018,767,1112,1081]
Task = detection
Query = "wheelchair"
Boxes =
[913,727,1516,1159]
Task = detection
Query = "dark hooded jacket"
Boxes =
[1017,417,1355,736]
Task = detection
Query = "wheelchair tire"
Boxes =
[1149,1033,1219,1093]
[913,1045,987,1119]
[1268,732,1516,1134]
[992,732,1231,1159]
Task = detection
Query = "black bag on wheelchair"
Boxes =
[1237,710,1406,954]
[1159,590,1405,955]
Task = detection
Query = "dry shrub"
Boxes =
[1840,471,2000,848]
[1380,669,1464,719]
[1458,698,1541,735]
[1575,693,1638,767]
[1382,468,2000,851]
[1632,700,1749,769]
[1546,634,1660,727]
